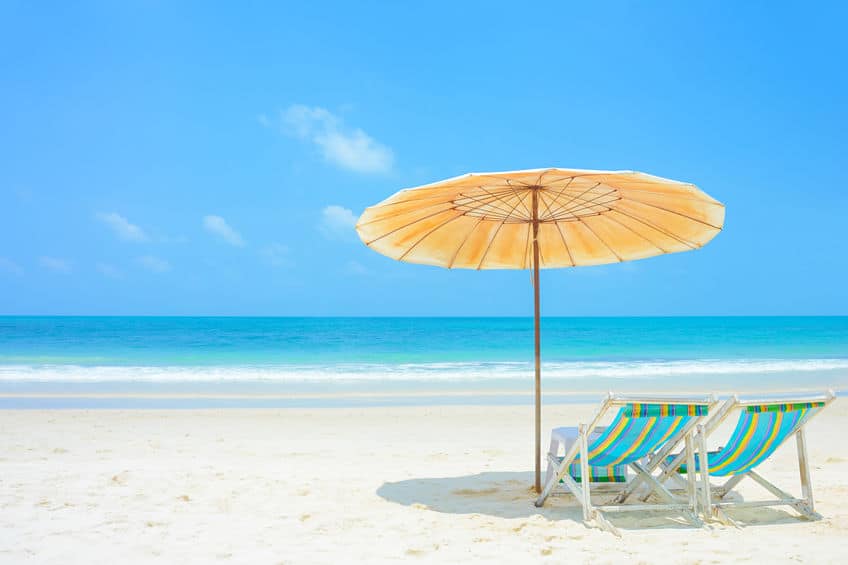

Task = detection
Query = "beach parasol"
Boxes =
[355,168,725,492]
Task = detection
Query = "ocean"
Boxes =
[0,316,846,408]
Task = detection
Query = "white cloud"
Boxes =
[137,255,170,273]
[39,256,71,273]
[96,262,122,278]
[97,212,149,242]
[203,215,245,247]
[0,257,23,276]
[277,104,393,173]
[260,243,291,267]
[320,205,358,239]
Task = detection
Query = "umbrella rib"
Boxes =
[474,187,526,220]
[447,216,485,269]
[535,170,547,186]
[548,191,615,221]
[554,199,616,220]
[602,213,670,254]
[607,208,699,249]
[456,189,525,220]
[474,185,528,217]
[364,208,461,245]
[370,192,465,207]
[538,179,580,264]
[552,200,616,221]
[360,188,518,228]
[549,189,619,220]
[475,190,532,270]
[547,182,612,216]
[541,177,577,213]
[376,186,516,209]
[397,211,468,261]
[539,174,578,187]
[362,188,515,231]
[553,221,576,266]
[504,180,532,220]
[546,183,602,218]
[538,177,575,221]
[619,198,723,230]
[357,201,458,228]
[578,219,624,262]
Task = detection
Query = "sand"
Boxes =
[0,400,846,564]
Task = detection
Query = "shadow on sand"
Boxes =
[376,471,806,531]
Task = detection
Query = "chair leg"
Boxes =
[696,424,712,520]
[683,433,704,527]
[630,461,676,504]
[715,473,746,499]
[713,506,739,528]
[593,511,621,537]
[535,456,563,507]
[685,434,697,510]
[579,424,592,523]
[545,435,561,487]
[795,428,815,513]
[536,434,583,507]
[639,450,688,502]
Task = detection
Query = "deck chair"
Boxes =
[534,393,713,536]
[659,391,836,525]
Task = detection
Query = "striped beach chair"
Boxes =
[659,391,835,525]
[535,393,713,536]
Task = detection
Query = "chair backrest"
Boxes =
[585,403,709,467]
[707,401,826,477]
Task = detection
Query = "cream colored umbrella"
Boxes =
[355,168,725,492]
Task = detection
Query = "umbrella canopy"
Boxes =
[356,168,725,491]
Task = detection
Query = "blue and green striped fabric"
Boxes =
[568,462,627,483]
[573,403,708,468]
[555,461,627,484]
[672,402,824,476]
[626,404,709,418]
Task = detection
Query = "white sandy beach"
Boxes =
[1,400,846,564]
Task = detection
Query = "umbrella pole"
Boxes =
[532,189,542,493]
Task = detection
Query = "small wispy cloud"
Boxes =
[95,262,122,279]
[203,215,245,247]
[260,243,291,267]
[320,205,358,239]
[0,257,23,276]
[269,104,393,174]
[137,255,170,273]
[39,256,72,274]
[97,212,149,242]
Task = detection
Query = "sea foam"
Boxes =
[1,358,847,383]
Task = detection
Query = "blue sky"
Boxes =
[1,1,846,316]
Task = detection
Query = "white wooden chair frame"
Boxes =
[534,393,714,536]
[654,391,836,526]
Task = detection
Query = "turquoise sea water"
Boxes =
[0,316,846,407]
